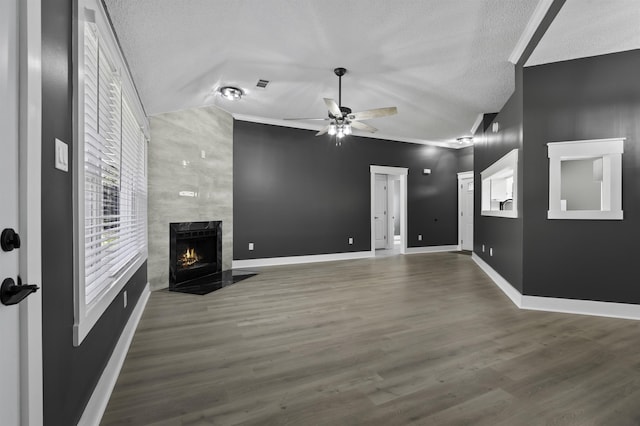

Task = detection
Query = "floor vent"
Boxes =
[256,79,269,88]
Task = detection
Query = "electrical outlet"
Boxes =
[248,242,254,251]
[348,237,353,245]
[418,234,422,241]
[490,248,493,256]
[123,291,127,308]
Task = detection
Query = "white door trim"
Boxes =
[19,0,43,423]
[370,166,408,256]
[457,171,473,252]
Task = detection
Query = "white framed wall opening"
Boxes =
[481,149,518,218]
[370,165,408,256]
[547,138,624,220]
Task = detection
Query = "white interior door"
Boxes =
[459,176,474,251]
[374,174,388,249]
[0,0,22,422]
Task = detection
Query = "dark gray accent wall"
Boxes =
[41,1,147,424]
[233,121,463,259]
[473,85,525,292]
[457,145,474,172]
[522,49,640,303]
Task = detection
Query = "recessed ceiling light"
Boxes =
[456,136,474,144]
[219,86,243,101]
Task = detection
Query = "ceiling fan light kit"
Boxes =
[285,67,397,139]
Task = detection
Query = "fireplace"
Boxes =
[169,221,222,289]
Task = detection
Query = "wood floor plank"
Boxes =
[101,252,640,425]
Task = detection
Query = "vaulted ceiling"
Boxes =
[103,0,640,148]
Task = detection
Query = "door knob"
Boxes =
[1,277,39,306]
[1,228,21,252]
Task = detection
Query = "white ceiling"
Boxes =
[526,0,640,67]
[103,0,640,148]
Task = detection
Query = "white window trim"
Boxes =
[73,0,149,346]
[547,138,624,220]
[481,149,518,218]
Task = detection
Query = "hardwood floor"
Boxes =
[101,252,640,425]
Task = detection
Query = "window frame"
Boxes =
[73,0,149,346]
[547,138,624,220]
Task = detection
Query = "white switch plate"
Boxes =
[348,237,353,245]
[490,248,493,256]
[248,242,254,251]
[55,138,69,172]
[482,244,485,252]
[418,234,422,241]
[123,291,127,308]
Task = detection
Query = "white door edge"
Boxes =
[370,166,408,256]
[19,0,43,423]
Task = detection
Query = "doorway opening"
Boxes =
[457,171,474,252]
[370,165,408,257]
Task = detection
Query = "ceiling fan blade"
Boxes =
[316,125,330,136]
[348,106,397,121]
[350,120,378,133]
[283,117,329,121]
[324,98,342,118]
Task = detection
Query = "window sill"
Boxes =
[547,210,623,220]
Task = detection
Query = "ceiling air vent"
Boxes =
[256,79,269,88]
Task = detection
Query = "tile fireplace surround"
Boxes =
[148,105,233,291]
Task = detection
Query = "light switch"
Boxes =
[55,138,68,172]
[248,242,254,251]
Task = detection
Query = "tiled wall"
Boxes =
[148,105,233,291]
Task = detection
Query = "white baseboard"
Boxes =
[233,251,373,268]
[78,283,151,426]
[472,254,523,307]
[521,295,640,321]
[405,245,459,255]
[472,254,640,321]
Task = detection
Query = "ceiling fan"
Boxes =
[285,67,398,138]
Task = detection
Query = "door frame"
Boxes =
[18,0,43,423]
[457,171,473,252]
[370,165,408,256]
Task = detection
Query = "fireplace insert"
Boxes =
[169,221,222,289]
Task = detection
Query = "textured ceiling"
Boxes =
[526,0,640,67]
[102,0,637,147]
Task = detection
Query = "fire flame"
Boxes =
[179,247,200,267]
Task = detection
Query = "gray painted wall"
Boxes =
[41,1,147,424]
[233,121,465,260]
[474,91,524,292]
[148,106,233,291]
[522,49,640,303]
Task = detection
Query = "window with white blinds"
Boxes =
[74,2,147,345]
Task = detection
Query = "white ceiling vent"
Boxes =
[256,79,269,88]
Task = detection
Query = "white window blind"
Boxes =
[75,6,147,345]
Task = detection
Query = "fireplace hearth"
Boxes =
[169,221,256,295]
